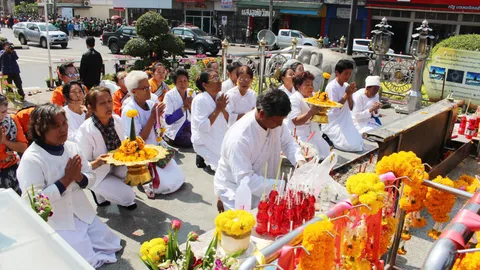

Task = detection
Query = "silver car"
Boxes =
[13,22,68,49]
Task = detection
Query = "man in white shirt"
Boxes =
[214,89,306,211]
[352,76,382,134]
[322,59,364,152]
[221,61,241,94]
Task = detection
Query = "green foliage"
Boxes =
[135,12,169,41]
[124,12,185,70]
[431,34,480,56]
[123,38,151,59]
[102,73,115,81]
[15,1,38,18]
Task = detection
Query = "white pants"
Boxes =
[153,159,185,195]
[57,216,121,269]
[299,132,331,160]
[193,144,220,171]
[92,173,136,206]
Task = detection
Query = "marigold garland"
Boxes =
[454,175,480,194]
[346,173,386,215]
[112,137,158,162]
[375,151,425,187]
[298,219,335,270]
[425,176,456,223]
[453,243,480,270]
[214,210,256,236]
[379,216,398,255]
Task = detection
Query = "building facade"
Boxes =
[366,0,480,53]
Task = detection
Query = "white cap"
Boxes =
[365,76,381,88]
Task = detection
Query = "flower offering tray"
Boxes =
[103,145,169,167]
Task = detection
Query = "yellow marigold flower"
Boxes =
[188,90,194,96]
[346,173,385,215]
[425,176,456,223]
[215,210,256,236]
[322,72,331,79]
[126,109,139,118]
[299,219,335,270]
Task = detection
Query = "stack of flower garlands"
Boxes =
[140,219,243,270]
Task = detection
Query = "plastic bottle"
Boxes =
[458,115,467,135]
[235,177,252,211]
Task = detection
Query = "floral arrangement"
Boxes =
[298,219,335,270]
[304,92,340,107]
[139,220,200,269]
[453,235,480,270]
[379,216,398,255]
[425,175,456,240]
[27,185,53,222]
[345,173,386,215]
[375,151,425,187]
[454,175,480,194]
[320,72,331,93]
[215,210,256,237]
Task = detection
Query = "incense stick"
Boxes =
[263,162,268,200]
[275,157,283,188]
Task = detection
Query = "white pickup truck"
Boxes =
[276,29,318,48]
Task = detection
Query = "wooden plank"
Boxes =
[429,142,473,179]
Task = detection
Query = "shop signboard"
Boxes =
[240,8,277,17]
[336,7,359,19]
[221,0,233,9]
[366,0,480,13]
[423,47,480,106]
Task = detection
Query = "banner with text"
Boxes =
[424,47,480,106]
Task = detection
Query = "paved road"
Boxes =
[0,28,258,89]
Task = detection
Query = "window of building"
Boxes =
[400,11,411,18]
[463,14,475,22]
[415,12,426,19]
[436,13,447,20]
[447,14,458,21]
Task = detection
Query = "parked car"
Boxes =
[171,26,221,56]
[276,29,318,49]
[13,22,68,48]
[101,26,137,54]
[353,38,394,54]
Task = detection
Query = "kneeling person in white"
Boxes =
[62,81,87,142]
[122,71,185,198]
[288,71,331,159]
[191,69,229,171]
[225,66,257,126]
[321,60,364,152]
[352,75,382,134]
[17,104,121,269]
[76,87,137,209]
[214,89,306,210]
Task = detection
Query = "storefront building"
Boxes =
[112,0,172,23]
[236,0,325,43]
[323,0,370,43]
[366,0,480,54]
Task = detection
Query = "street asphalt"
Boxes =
[1,27,477,270]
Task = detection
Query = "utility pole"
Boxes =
[346,0,358,55]
[268,0,273,30]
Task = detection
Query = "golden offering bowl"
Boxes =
[312,107,329,124]
[125,165,151,186]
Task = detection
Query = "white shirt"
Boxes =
[322,80,364,152]
[17,141,96,231]
[163,87,196,140]
[225,87,257,126]
[352,89,380,133]
[122,99,157,145]
[279,84,296,97]
[214,112,305,209]
[75,115,125,188]
[64,106,86,142]
[221,78,235,94]
[191,92,228,163]
[288,91,320,137]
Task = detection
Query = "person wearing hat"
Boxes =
[352,75,383,134]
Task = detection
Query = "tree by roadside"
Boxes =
[123,12,184,71]
[14,1,39,19]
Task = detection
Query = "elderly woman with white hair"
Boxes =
[121,71,185,199]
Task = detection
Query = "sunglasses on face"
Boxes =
[209,76,220,83]
[136,86,151,92]
[66,73,79,78]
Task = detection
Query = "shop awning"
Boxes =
[280,9,318,16]
[236,0,323,10]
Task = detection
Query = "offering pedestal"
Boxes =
[125,165,151,186]
[221,231,251,255]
